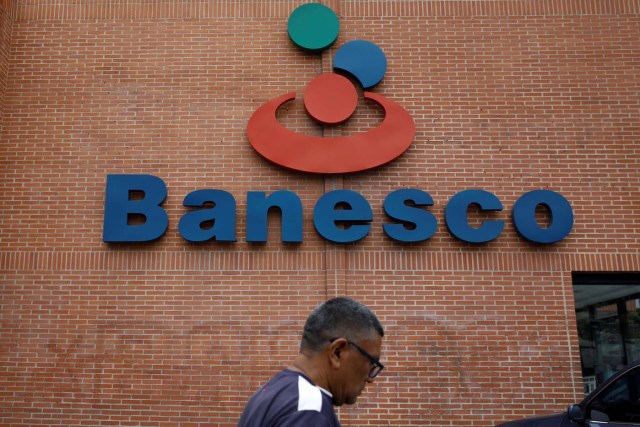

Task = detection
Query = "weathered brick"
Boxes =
[0,1,639,426]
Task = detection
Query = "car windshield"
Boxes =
[588,366,640,423]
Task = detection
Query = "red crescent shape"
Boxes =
[247,91,415,174]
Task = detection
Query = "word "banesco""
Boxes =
[103,174,573,244]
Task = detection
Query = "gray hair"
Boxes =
[301,297,384,352]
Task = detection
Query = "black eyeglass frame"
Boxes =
[329,337,384,379]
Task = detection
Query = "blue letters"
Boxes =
[179,190,236,242]
[383,189,437,242]
[246,191,303,242]
[103,175,574,244]
[445,190,505,243]
[512,190,573,243]
[103,174,168,242]
[314,190,373,243]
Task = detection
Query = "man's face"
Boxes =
[331,334,383,406]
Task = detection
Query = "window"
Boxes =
[573,273,640,392]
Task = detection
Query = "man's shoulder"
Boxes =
[264,369,306,395]
[238,369,339,427]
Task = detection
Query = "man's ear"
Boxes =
[328,338,348,369]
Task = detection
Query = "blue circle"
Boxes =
[334,40,387,89]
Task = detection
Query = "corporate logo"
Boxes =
[247,3,415,174]
[102,3,574,245]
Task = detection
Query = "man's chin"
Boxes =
[333,397,356,406]
[345,395,360,406]
[334,389,364,406]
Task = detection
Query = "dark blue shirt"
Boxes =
[238,369,340,427]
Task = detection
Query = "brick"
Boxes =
[0,1,639,426]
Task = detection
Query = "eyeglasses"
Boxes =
[345,339,385,379]
[327,337,385,379]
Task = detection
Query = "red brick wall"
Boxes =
[0,0,15,133]
[1,1,639,426]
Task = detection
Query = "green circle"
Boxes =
[287,3,339,52]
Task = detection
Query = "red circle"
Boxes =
[303,73,358,125]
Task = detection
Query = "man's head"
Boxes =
[300,297,384,406]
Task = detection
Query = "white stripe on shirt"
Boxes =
[297,375,323,412]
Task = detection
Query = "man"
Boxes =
[238,297,385,427]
